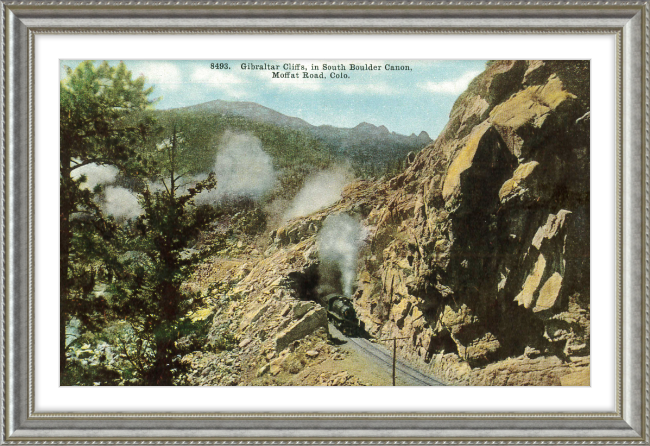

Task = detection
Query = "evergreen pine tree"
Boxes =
[60,61,156,374]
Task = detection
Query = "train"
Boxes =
[321,294,365,336]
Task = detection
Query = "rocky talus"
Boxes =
[202,60,590,386]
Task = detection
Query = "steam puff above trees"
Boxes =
[177,130,277,206]
[70,163,143,221]
[284,167,353,221]
[73,131,278,220]
[103,186,143,221]
[163,131,277,206]
[212,131,276,201]
[71,163,119,190]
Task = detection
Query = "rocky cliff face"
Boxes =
[354,60,590,385]
[205,60,590,386]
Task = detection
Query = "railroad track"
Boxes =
[329,323,444,386]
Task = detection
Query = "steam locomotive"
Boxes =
[321,294,364,336]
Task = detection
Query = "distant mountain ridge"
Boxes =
[178,100,432,167]
[183,100,312,131]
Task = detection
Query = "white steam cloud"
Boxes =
[103,186,143,221]
[318,213,365,296]
[211,131,276,202]
[145,131,275,207]
[70,162,142,222]
[183,131,276,207]
[72,163,119,190]
[147,180,167,194]
[85,131,276,221]
[284,167,353,221]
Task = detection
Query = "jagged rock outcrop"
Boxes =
[351,60,590,384]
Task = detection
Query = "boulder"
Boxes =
[460,333,501,367]
[515,253,547,309]
[499,161,540,202]
[438,304,475,335]
[534,272,563,312]
[275,308,328,352]
[532,210,572,250]
[293,301,315,319]
[442,122,491,201]
[489,74,577,158]
[239,301,270,330]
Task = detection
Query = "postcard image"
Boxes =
[60,59,589,386]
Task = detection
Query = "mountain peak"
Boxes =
[181,99,313,130]
[353,122,390,134]
[354,121,377,130]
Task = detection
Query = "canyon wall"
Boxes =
[353,60,590,385]
[207,60,590,386]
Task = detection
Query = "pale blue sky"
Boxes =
[61,59,487,138]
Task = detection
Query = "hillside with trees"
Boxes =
[60,61,433,386]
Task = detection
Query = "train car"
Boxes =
[322,294,364,336]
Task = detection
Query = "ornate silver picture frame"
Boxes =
[3,0,646,443]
